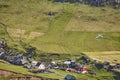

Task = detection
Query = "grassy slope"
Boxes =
[0,1,120,79]
[0,62,61,79]
[0,62,115,80]
[66,4,120,32]
[84,51,120,64]
[0,0,120,53]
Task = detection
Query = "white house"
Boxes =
[38,63,45,70]
[64,61,71,65]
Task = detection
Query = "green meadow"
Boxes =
[0,0,120,53]
[0,0,120,79]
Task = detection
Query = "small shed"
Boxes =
[64,61,71,65]
[64,74,76,80]
[96,34,103,39]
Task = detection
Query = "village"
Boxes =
[0,38,120,80]
[0,0,120,79]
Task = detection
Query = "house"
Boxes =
[64,74,76,80]
[16,54,23,58]
[81,56,91,63]
[20,59,27,65]
[115,63,120,69]
[38,63,45,70]
[0,52,5,58]
[51,61,56,64]
[75,66,88,74]
[69,60,77,68]
[64,60,77,68]
[103,61,110,69]
[31,61,38,68]
[64,60,71,68]
[24,63,31,69]
[45,64,52,69]
[0,39,6,48]
[66,68,75,72]
[107,63,120,71]
[64,60,71,65]
[36,62,45,70]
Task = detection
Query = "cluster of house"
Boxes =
[0,39,120,75]
[63,60,88,74]
[0,39,88,74]
[103,61,120,71]
[0,39,30,65]
[25,59,88,74]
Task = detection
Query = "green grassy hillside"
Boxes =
[0,62,115,80]
[0,0,120,53]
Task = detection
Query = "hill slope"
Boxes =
[0,0,120,53]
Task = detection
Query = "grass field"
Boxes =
[84,51,120,64]
[0,0,120,79]
[66,4,120,32]
[0,0,120,53]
